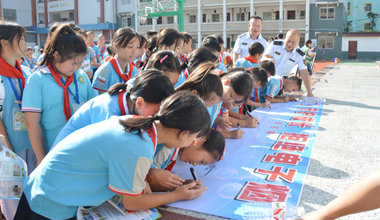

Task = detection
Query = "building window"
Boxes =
[347,2,350,15]
[189,15,196,23]
[97,17,101,23]
[69,12,74,21]
[364,3,372,12]
[287,10,295,19]
[263,12,272,20]
[122,17,127,26]
[236,13,244,21]
[3,9,17,21]
[318,33,335,49]
[167,16,174,24]
[319,5,335,20]
[300,10,305,19]
[122,0,127,4]
[212,14,220,22]
[364,23,372,31]
[52,13,61,22]
[146,18,152,25]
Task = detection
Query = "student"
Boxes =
[23,47,36,70]
[201,35,227,73]
[146,50,181,87]
[259,76,301,103]
[0,22,36,220]
[78,31,96,80]
[174,47,219,88]
[179,32,192,63]
[133,35,146,68]
[139,36,157,70]
[212,34,225,65]
[92,28,140,94]
[244,67,270,111]
[146,30,158,40]
[97,34,106,60]
[15,91,211,220]
[154,28,184,56]
[87,31,101,73]
[148,129,225,192]
[53,70,174,147]
[22,24,96,165]
[102,44,114,63]
[234,42,264,68]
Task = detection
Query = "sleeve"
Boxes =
[93,46,100,56]
[88,48,96,58]
[82,71,96,100]
[266,81,279,98]
[92,65,110,92]
[264,42,275,57]
[233,36,242,54]
[218,62,227,72]
[297,57,308,70]
[234,59,243,67]
[21,74,43,113]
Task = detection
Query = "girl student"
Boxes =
[154,28,184,56]
[146,50,181,87]
[148,129,225,192]
[133,34,146,69]
[93,27,140,94]
[15,91,211,220]
[0,22,36,220]
[174,47,219,88]
[22,24,96,165]
[97,34,107,60]
[102,44,114,63]
[78,30,96,80]
[52,69,174,147]
[139,36,157,70]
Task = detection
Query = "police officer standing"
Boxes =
[262,29,314,97]
[233,16,268,64]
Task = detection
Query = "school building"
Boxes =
[136,0,311,49]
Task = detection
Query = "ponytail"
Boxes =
[107,83,128,96]
[219,67,253,101]
[187,47,218,73]
[146,51,180,75]
[202,129,225,161]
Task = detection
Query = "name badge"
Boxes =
[242,43,248,45]
[13,108,27,131]
[289,58,295,62]
[275,51,281,55]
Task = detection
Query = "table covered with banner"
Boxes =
[167,101,324,219]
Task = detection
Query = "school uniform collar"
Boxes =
[151,122,158,152]
[118,90,129,115]
[114,55,129,74]
[40,65,52,75]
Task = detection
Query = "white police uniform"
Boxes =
[264,40,307,77]
[233,32,268,59]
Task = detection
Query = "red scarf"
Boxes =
[100,45,106,59]
[0,58,26,88]
[178,55,187,62]
[105,57,111,62]
[183,68,189,79]
[244,56,258,63]
[110,57,133,83]
[47,64,75,122]
[164,148,179,172]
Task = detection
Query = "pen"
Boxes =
[269,106,271,109]
[237,123,241,130]
[190,167,198,181]
[245,106,259,125]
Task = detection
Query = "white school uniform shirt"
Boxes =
[233,32,268,59]
[264,40,307,77]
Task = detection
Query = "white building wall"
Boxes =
[2,0,32,27]
[78,0,100,24]
[342,37,380,52]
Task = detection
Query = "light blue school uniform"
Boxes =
[52,90,129,147]
[207,102,222,127]
[174,68,189,89]
[22,66,96,152]
[234,57,259,69]
[91,44,100,71]
[99,45,107,60]
[92,57,139,92]
[23,116,157,219]
[151,144,179,170]
[217,62,227,73]
[25,57,36,70]
[259,76,283,103]
[33,53,45,72]
[102,52,109,64]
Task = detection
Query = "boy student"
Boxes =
[87,31,101,73]
[259,75,301,103]
[201,35,227,72]
[234,42,264,68]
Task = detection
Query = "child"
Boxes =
[34,23,60,71]
[24,47,36,70]
[148,129,225,192]
[146,50,181,87]
[212,34,225,65]
[174,47,218,88]
[133,35,146,68]
[139,36,157,70]
[102,44,114,63]
[201,35,227,72]
[22,24,96,165]
[78,31,96,80]
[97,34,106,60]
[259,76,301,103]
[154,28,184,56]
[92,28,140,94]
[87,31,101,72]
[245,67,270,110]
[179,32,192,63]
[234,42,264,68]
[15,91,211,219]
[53,69,174,147]
[0,22,36,220]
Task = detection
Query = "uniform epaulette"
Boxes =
[238,33,246,38]
[296,48,305,56]
[273,41,283,46]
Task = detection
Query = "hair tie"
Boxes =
[152,115,160,120]
[160,55,169,63]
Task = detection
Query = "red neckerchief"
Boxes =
[164,148,179,172]
[105,57,111,62]
[118,89,127,115]
[183,68,189,79]
[91,43,94,47]
[244,56,258,63]
[178,55,187,62]
[0,58,26,88]
[99,45,106,59]
[219,55,223,62]
[132,115,157,151]
[47,64,74,121]
[110,57,133,83]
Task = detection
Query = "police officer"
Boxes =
[262,29,314,97]
[233,16,268,63]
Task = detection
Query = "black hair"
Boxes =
[106,45,114,57]
[258,60,275,76]
[108,69,174,105]
[277,33,284,39]
[120,90,211,139]
[219,67,253,102]
[305,39,312,45]
[0,22,27,53]
[140,34,147,48]
[202,129,225,161]
[181,32,193,44]
[250,67,268,88]
[212,35,224,45]
[40,24,86,66]
[201,35,221,53]
[287,76,302,90]
[146,30,158,38]
[248,42,264,57]
[184,47,218,73]
[269,37,274,41]
[48,23,61,38]
[154,28,183,52]
[112,27,141,50]
[176,62,223,103]
[249,16,263,21]
[146,50,181,76]
[139,37,157,69]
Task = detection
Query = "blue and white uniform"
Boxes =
[22,66,96,152]
[174,68,189,89]
[91,44,100,71]
[264,40,307,77]
[234,57,259,68]
[52,90,130,147]
[23,116,157,219]
[217,62,227,73]
[207,102,223,127]
[152,144,179,172]
[233,32,268,59]
[259,76,283,103]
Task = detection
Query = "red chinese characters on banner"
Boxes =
[271,141,306,153]
[255,166,297,183]
[298,108,319,112]
[296,111,318,117]
[291,116,315,122]
[235,181,291,203]
[266,131,276,134]
[287,121,314,128]
[263,153,302,165]
[278,132,309,143]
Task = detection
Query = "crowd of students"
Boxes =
[0,19,377,220]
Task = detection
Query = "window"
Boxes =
[146,18,152,25]
[69,12,74,21]
[287,10,295,20]
[318,33,335,49]
[212,14,220,22]
[122,17,127,26]
[3,9,17,21]
[300,10,305,19]
[189,15,196,23]
[167,16,174,24]
[347,2,350,15]
[263,12,272,20]
[319,5,335,20]
[122,0,127,4]
[236,13,244,21]
[52,13,61,22]
[364,23,372,31]
[364,3,372,12]
[202,14,206,22]
[97,17,101,23]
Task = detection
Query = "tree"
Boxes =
[366,12,380,31]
